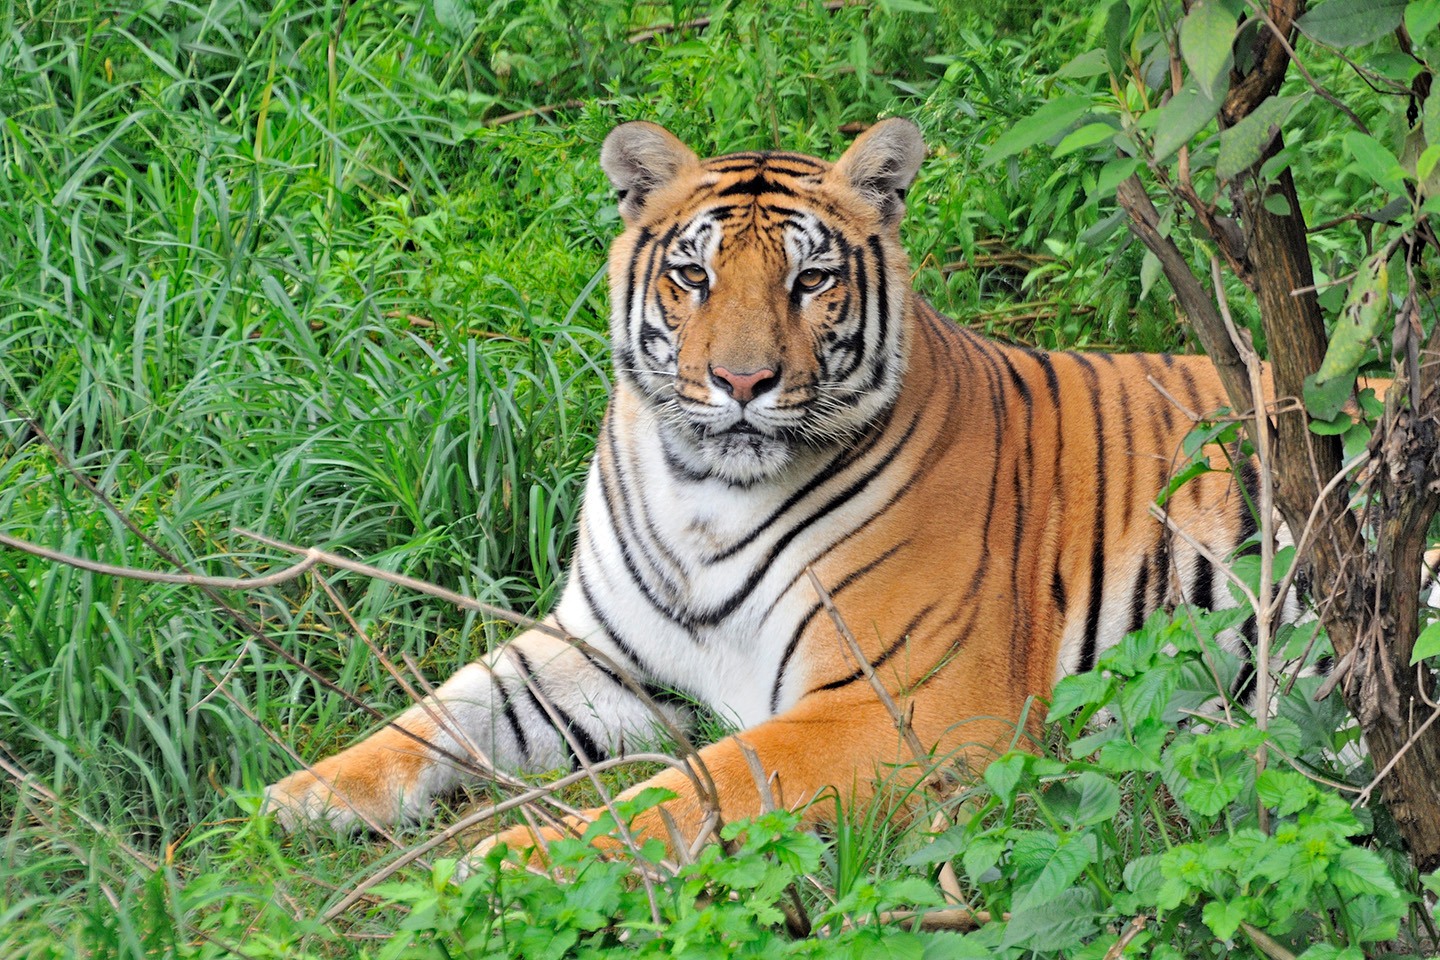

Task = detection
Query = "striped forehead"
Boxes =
[652,150,854,262]
[665,151,838,222]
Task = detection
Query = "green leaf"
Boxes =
[1262,193,1292,216]
[1098,736,1163,773]
[1139,249,1162,300]
[1103,0,1130,79]
[1180,2,1236,99]
[1058,49,1110,79]
[1201,898,1250,940]
[1123,853,1164,896]
[1345,131,1409,195]
[984,753,1030,807]
[1417,144,1440,184]
[1315,249,1389,386]
[1015,834,1098,912]
[903,825,970,867]
[1330,846,1402,899]
[1407,0,1440,44]
[1309,411,1353,436]
[1182,774,1242,817]
[1256,769,1315,816]
[985,96,1093,166]
[1217,95,1301,179]
[1002,886,1103,950]
[1069,772,1122,826]
[1304,368,1357,421]
[1297,947,1365,960]
[1427,88,1440,148]
[1155,458,1213,507]
[1091,157,1141,202]
[1047,670,1117,721]
[1297,0,1406,48]
[962,834,1007,883]
[1410,620,1440,664]
[1055,122,1119,157]
[1151,79,1222,162]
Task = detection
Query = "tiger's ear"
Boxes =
[601,122,700,223]
[829,118,925,227]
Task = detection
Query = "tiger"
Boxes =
[263,118,1298,856]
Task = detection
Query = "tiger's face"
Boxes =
[600,120,926,485]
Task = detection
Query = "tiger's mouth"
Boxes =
[711,420,764,436]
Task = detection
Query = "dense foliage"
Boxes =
[2,0,1437,956]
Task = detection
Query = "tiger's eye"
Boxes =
[795,268,827,291]
[675,264,708,286]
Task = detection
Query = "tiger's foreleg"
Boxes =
[263,625,683,831]
[473,689,995,861]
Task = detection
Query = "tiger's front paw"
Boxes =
[262,753,418,833]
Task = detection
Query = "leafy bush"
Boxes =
[914,607,1410,958]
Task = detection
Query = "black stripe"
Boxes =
[1126,555,1151,636]
[718,175,793,197]
[706,401,896,563]
[911,602,984,694]
[1116,374,1137,536]
[659,433,712,482]
[604,418,685,575]
[1135,354,1174,433]
[575,559,663,682]
[1232,654,1256,704]
[1051,568,1068,616]
[684,406,923,628]
[507,648,570,767]
[865,236,890,383]
[497,675,530,762]
[1078,357,1108,674]
[961,334,1007,600]
[1236,458,1261,555]
[1192,555,1215,610]
[593,443,691,627]
[770,540,910,711]
[510,649,606,770]
[811,602,939,693]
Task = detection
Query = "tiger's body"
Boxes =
[264,120,1281,851]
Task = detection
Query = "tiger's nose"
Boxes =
[710,365,779,404]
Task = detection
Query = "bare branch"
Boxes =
[806,567,931,770]
[0,531,320,588]
[1116,175,1255,413]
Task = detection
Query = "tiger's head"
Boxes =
[600,119,926,485]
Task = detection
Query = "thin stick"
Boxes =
[503,653,665,925]
[0,532,321,588]
[868,907,996,931]
[1352,699,1440,809]
[320,751,689,920]
[1211,254,1275,832]
[485,100,584,127]
[236,529,721,808]
[1148,504,1260,610]
[1268,452,1370,623]
[1104,916,1149,960]
[806,567,930,768]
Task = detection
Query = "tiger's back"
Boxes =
[264,120,1275,851]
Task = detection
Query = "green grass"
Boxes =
[0,0,1195,953]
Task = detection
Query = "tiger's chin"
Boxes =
[694,429,797,485]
